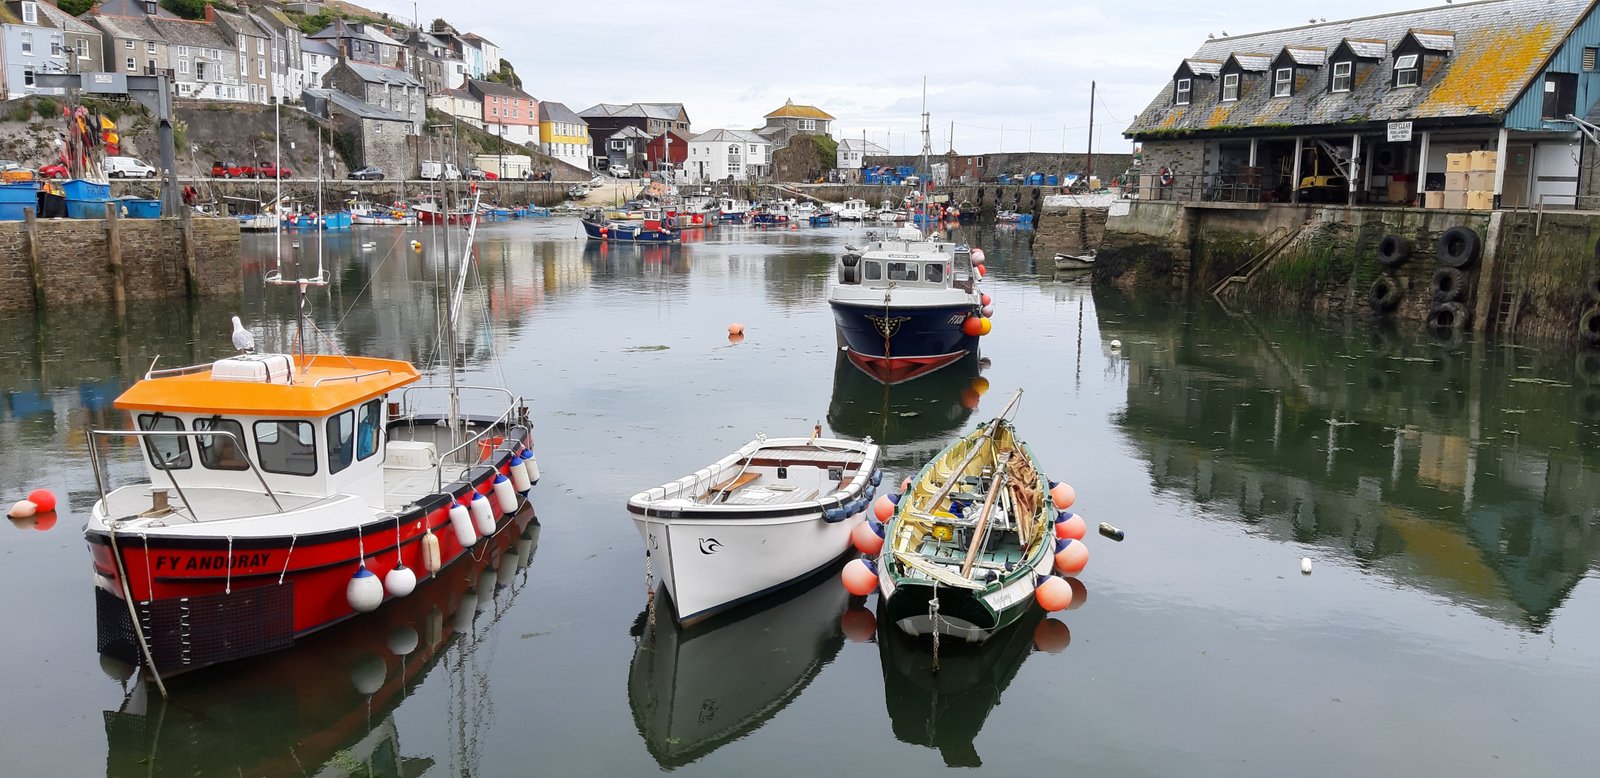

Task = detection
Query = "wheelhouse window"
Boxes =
[1331,61,1353,92]
[327,410,356,474]
[254,420,317,476]
[137,414,191,470]
[1394,54,1420,88]
[863,260,883,281]
[886,262,919,282]
[356,399,382,460]
[1544,72,1578,120]
[194,417,248,471]
[1274,68,1293,97]
[1221,73,1240,102]
[1175,78,1191,105]
[925,263,945,283]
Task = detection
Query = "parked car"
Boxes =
[255,162,293,179]
[612,166,632,179]
[39,163,69,179]
[348,166,385,180]
[465,168,499,181]
[104,156,158,179]
[210,161,255,178]
[419,160,460,180]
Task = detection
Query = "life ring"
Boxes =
[1427,301,1468,331]
[1581,306,1600,346]
[1432,267,1468,303]
[1436,226,1480,269]
[664,216,676,229]
[1377,234,1411,268]
[1368,275,1401,311]
[1158,166,1175,187]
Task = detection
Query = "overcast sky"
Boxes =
[367,0,1443,154]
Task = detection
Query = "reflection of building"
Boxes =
[1103,292,1600,629]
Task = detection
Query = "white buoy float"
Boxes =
[508,450,531,493]
[492,473,517,515]
[470,491,496,535]
[346,565,383,613]
[8,499,37,519]
[522,450,540,485]
[1301,557,1313,575]
[1110,339,1123,350]
[448,501,476,547]
[384,564,416,597]
[421,530,442,573]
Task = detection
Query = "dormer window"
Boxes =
[1221,73,1240,102]
[1175,78,1192,105]
[1273,68,1293,97]
[1331,61,1353,92]
[1394,54,1420,87]
[21,2,36,24]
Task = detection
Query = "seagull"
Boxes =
[231,315,255,354]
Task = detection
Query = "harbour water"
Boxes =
[1,217,1598,775]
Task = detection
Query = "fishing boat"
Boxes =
[626,433,882,624]
[875,391,1062,642]
[582,209,680,243]
[716,197,750,223]
[628,565,847,769]
[1053,250,1096,271]
[413,199,475,225]
[349,200,416,226]
[85,189,540,680]
[836,199,872,221]
[828,226,985,382]
[809,212,835,226]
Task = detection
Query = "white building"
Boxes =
[300,37,337,97]
[836,137,889,171]
[684,129,770,183]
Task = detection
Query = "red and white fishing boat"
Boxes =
[413,198,476,225]
[85,192,535,679]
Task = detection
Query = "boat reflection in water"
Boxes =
[877,578,1083,768]
[827,351,986,470]
[628,566,849,769]
[100,510,540,778]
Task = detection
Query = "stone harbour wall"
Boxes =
[0,214,240,311]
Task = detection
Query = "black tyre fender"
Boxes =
[1586,271,1600,304]
[1427,301,1469,330]
[1368,275,1402,311]
[1581,306,1600,346]
[840,252,860,268]
[1433,267,1469,303]
[838,264,858,284]
[1437,226,1480,269]
[1377,234,1411,268]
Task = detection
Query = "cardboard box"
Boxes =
[1442,191,1467,209]
[1469,150,1499,171]
[1424,191,1445,209]
[1445,171,1468,191]
[1387,181,1417,203]
[1465,190,1495,210]
[1446,153,1471,172]
[1466,170,1494,191]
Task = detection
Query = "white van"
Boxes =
[419,160,461,180]
[105,156,158,179]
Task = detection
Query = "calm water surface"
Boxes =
[2,217,1598,776]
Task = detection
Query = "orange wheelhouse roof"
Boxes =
[115,354,422,417]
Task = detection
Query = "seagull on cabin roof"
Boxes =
[231,315,255,354]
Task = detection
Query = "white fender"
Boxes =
[492,474,517,515]
[448,502,476,548]
[509,451,532,492]
[470,491,497,535]
[421,531,443,573]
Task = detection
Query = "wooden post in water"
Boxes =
[22,207,45,310]
[179,206,199,298]
[104,202,126,315]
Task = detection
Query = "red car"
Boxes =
[39,164,67,179]
[255,163,293,179]
[210,161,256,178]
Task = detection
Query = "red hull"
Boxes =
[89,423,533,674]
[416,209,475,225]
[845,349,969,385]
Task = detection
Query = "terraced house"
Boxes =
[1125,0,1600,210]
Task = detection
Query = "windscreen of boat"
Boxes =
[925,263,945,284]
[864,260,883,281]
[886,262,918,282]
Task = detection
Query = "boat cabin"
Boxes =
[837,233,973,292]
[112,353,422,513]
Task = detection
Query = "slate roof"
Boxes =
[691,128,769,144]
[1127,0,1592,137]
[1280,46,1327,67]
[148,19,228,49]
[609,125,650,141]
[467,78,530,99]
[302,38,339,58]
[538,101,584,125]
[306,88,411,122]
[94,0,179,19]
[1227,53,1273,73]
[1183,59,1222,77]
[344,60,422,87]
[38,3,99,36]
[765,100,834,120]
[579,102,687,121]
[88,14,158,42]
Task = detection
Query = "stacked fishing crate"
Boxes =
[1427,151,1497,210]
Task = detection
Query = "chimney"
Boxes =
[203,5,215,22]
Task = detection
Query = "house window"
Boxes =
[126,56,135,71]
[1394,54,1420,87]
[1274,67,1293,97]
[23,70,36,88]
[20,33,31,55]
[1175,77,1192,105]
[257,39,265,56]
[257,59,265,78]
[179,60,189,75]
[728,144,740,155]
[76,39,87,59]
[1544,72,1578,119]
[1585,47,1598,71]
[798,119,815,131]
[1221,73,1240,102]
[22,1,36,24]
[51,38,62,57]
[1331,61,1353,92]
[126,40,134,50]
[728,158,741,175]
[178,46,187,58]
[610,140,624,150]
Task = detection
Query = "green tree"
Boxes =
[58,0,94,15]
[161,0,208,20]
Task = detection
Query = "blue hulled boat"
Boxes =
[828,226,985,384]
[582,211,680,243]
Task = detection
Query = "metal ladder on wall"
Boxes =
[1491,208,1534,335]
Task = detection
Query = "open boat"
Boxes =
[85,190,539,680]
[876,391,1056,641]
[626,434,881,624]
[1053,251,1095,271]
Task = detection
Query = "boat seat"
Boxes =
[701,472,760,502]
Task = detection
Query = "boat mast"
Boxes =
[1086,80,1097,182]
[274,98,281,276]
[919,76,932,238]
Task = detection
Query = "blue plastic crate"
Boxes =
[0,182,38,204]
[120,198,161,218]
[66,199,112,219]
[0,203,28,221]
[62,179,110,201]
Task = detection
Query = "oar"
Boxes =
[960,452,1010,579]
[916,389,1024,515]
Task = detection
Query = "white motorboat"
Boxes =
[836,199,872,221]
[1053,251,1096,271]
[626,434,882,624]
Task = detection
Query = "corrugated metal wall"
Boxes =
[1505,5,1600,130]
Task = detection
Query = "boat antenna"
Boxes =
[919,76,932,238]
[264,116,329,375]
[274,97,281,277]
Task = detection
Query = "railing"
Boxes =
[1131,172,1270,204]
[87,429,285,521]
[396,385,526,491]
[312,369,392,387]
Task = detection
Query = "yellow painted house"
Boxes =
[757,99,835,147]
[538,101,591,171]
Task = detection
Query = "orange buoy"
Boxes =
[728,322,745,336]
[980,293,992,306]
[1050,482,1076,510]
[27,489,56,513]
[841,558,878,596]
[978,317,992,336]
[840,606,877,642]
[1055,513,1087,540]
[1054,539,1089,574]
[971,376,990,394]
[900,476,912,492]
[1033,618,1071,653]
[962,316,984,336]
[872,495,895,521]
[1035,575,1072,611]
[851,520,884,555]
[975,264,987,278]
